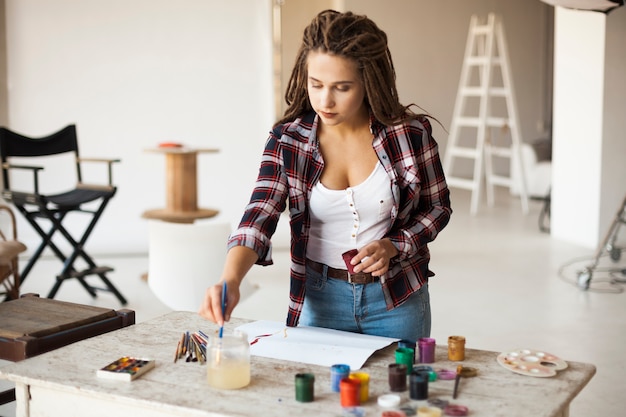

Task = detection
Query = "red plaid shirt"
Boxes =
[228,111,452,327]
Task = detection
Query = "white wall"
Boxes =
[600,7,626,245]
[551,7,605,247]
[551,6,626,248]
[4,1,625,255]
[4,0,274,254]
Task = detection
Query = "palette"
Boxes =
[496,349,567,377]
[97,356,156,381]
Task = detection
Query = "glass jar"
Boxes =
[206,330,250,389]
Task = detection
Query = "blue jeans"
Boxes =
[299,263,431,341]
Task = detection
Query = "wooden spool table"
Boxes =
[142,146,220,224]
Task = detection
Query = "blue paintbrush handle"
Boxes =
[219,281,227,338]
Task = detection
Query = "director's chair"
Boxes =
[0,125,127,305]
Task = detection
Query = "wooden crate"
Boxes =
[0,294,134,362]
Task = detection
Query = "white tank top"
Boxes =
[307,161,394,269]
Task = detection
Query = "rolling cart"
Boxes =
[577,194,626,289]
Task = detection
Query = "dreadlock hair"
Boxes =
[275,9,424,128]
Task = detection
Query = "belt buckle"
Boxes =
[347,272,354,284]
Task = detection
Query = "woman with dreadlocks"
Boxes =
[199,9,452,340]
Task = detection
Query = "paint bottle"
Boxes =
[418,337,436,363]
[388,363,407,392]
[340,377,361,407]
[330,364,350,392]
[413,365,436,382]
[398,339,417,363]
[349,372,370,403]
[295,373,315,402]
[395,347,414,374]
[206,330,250,390]
[448,336,466,361]
[409,371,429,400]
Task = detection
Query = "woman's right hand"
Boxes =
[198,280,241,326]
[197,245,259,325]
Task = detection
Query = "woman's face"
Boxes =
[306,51,367,127]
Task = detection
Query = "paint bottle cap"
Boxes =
[381,411,407,417]
[443,404,469,416]
[436,369,456,380]
[416,406,442,417]
[341,407,365,417]
[378,394,401,408]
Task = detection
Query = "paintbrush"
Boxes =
[453,365,463,399]
[216,281,227,364]
[173,337,182,363]
[219,281,227,338]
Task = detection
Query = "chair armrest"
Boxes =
[2,163,44,171]
[77,158,121,163]
[0,204,19,241]
[2,163,44,194]
[76,157,121,186]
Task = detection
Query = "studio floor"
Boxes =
[1,189,625,416]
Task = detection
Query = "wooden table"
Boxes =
[0,312,595,417]
[142,147,219,223]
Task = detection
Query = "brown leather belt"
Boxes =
[306,259,379,285]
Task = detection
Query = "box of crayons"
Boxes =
[97,356,156,381]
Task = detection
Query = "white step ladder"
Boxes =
[443,13,529,215]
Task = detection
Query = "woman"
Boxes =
[199,9,452,341]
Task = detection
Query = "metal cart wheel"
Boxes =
[609,247,622,262]
[577,268,592,290]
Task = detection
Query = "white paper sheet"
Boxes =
[235,320,399,370]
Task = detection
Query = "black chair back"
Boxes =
[0,125,82,190]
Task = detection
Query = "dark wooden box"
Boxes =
[0,294,135,362]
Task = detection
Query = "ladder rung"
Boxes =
[447,177,479,190]
[486,117,511,127]
[485,146,512,158]
[456,117,480,127]
[487,175,513,187]
[449,147,480,159]
[472,25,492,35]
[489,87,508,96]
[466,56,488,66]
[466,56,503,66]
[454,117,511,128]
[461,87,509,97]
[460,87,482,96]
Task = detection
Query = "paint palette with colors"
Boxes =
[496,349,567,377]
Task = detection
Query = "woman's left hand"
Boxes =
[350,239,398,276]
